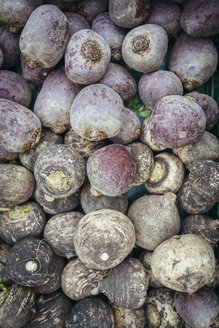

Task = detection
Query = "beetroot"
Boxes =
[65,29,111,85]
[77,0,108,22]
[0,27,20,69]
[64,12,90,37]
[70,84,124,141]
[86,144,136,196]
[0,48,3,67]
[19,5,69,68]
[149,95,206,148]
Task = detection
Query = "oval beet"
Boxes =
[92,12,127,62]
[65,29,111,85]
[149,95,206,148]
[122,24,168,73]
[34,69,82,134]
[64,12,90,37]
[87,144,136,197]
[0,27,20,69]
[77,0,108,22]
[19,4,69,68]
[70,84,124,141]
[109,0,150,28]
[0,99,41,153]
[0,70,31,107]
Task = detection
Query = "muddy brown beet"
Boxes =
[111,303,146,328]
[109,0,150,28]
[0,70,31,107]
[0,99,41,153]
[87,144,136,196]
[19,5,69,68]
[149,95,206,148]
[70,84,124,141]
[99,63,137,103]
[80,182,128,214]
[0,26,20,69]
[122,24,168,73]
[74,209,135,270]
[92,12,127,62]
[34,144,85,199]
[34,69,82,134]
[77,0,108,22]
[64,12,90,37]
[65,29,111,85]
[0,243,12,285]
[169,32,218,91]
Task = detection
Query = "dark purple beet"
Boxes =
[77,0,108,22]
[64,12,90,37]
[0,27,20,69]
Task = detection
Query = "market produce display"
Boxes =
[0,1,219,327]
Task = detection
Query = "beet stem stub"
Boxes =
[132,35,149,54]
[81,40,102,63]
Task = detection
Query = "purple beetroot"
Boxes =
[0,27,20,69]
[64,12,90,37]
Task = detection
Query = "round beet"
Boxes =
[186,92,219,131]
[99,63,137,102]
[19,5,69,68]
[169,32,218,91]
[34,69,82,134]
[64,12,90,37]
[0,99,41,153]
[122,24,168,73]
[77,0,108,22]
[139,70,183,111]
[0,0,43,33]
[87,144,136,197]
[149,95,206,148]
[92,12,127,62]
[109,0,150,28]
[65,29,111,85]
[146,0,182,38]
[70,84,124,141]
[180,0,219,37]
[0,70,31,107]
[0,27,20,69]
[174,288,219,328]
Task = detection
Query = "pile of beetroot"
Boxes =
[0,1,219,327]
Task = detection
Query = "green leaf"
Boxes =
[9,160,17,165]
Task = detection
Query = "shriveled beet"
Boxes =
[128,193,180,250]
[0,0,43,33]
[34,144,85,199]
[185,92,219,131]
[174,288,219,328]
[109,0,150,28]
[173,131,219,168]
[145,288,184,328]
[0,201,46,244]
[180,0,219,37]
[0,99,41,153]
[20,5,69,68]
[99,63,137,102]
[65,29,111,85]
[64,130,107,158]
[0,146,18,163]
[19,129,63,172]
[80,182,128,214]
[64,12,90,37]
[61,258,109,300]
[70,84,124,141]
[146,0,182,38]
[77,0,108,22]
[111,303,146,328]
[87,144,136,196]
[139,70,183,111]
[66,298,114,328]
[44,211,83,258]
[26,292,72,328]
[20,54,51,88]
[34,69,82,134]
[92,12,127,62]
[0,164,35,211]
[169,32,218,91]
[0,70,31,107]
[127,142,154,186]
[6,237,53,287]
[35,185,81,215]
[122,24,168,73]
[0,27,20,69]
[140,117,166,151]
[110,108,140,145]
[181,215,219,246]
[149,95,206,148]
[74,209,135,270]
[0,283,36,328]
